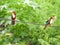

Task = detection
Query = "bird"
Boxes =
[8,11,16,25]
[44,16,56,29]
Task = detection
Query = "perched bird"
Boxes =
[9,11,16,25]
[11,11,16,25]
[44,16,56,29]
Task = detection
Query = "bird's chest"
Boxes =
[50,19,53,24]
[12,13,16,18]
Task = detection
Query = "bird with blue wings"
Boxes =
[44,16,56,29]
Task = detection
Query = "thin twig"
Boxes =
[0,18,60,28]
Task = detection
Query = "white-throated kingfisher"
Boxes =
[44,16,56,29]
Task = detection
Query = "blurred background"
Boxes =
[0,0,60,45]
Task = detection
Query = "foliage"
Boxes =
[0,0,60,45]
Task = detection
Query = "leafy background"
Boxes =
[0,0,60,45]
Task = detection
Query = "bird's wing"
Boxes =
[45,20,50,24]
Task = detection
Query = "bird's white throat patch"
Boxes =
[50,19,54,24]
[12,13,15,18]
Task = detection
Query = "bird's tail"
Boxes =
[44,24,48,29]
[11,20,15,25]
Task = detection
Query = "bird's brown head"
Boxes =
[12,11,16,15]
[8,11,16,15]
[50,16,56,20]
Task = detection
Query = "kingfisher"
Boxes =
[8,11,16,25]
[44,16,56,29]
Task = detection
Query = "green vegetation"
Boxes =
[0,0,60,45]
